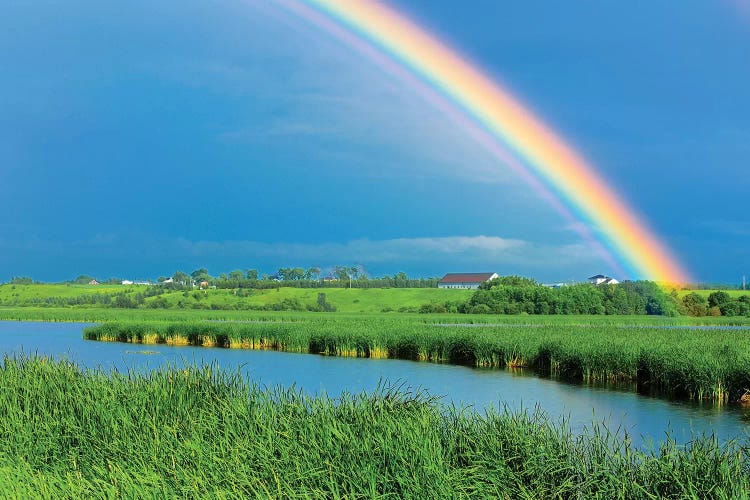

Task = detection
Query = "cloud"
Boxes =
[0,231,614,282]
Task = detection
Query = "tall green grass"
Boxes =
[0,356,746,497]
[4,305,750,325]
[85,319,750,403]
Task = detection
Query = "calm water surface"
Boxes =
[2,321,749,448]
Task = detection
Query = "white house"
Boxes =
[121,280,134,285]
[438,272,498,289]
[588,274,619,285]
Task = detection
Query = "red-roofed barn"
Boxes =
[438,273,498,289]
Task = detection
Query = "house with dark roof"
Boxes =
[588,274,619,285]
[438,272,498,289]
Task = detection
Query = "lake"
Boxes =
[2,320,748,448]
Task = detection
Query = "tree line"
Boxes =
[160,268,439,290]
[680,291,750,317]
[420,276,680,316]
[418,276,750,317]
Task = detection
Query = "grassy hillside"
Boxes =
[162,287,473,313]
[0,284,123,300]
[0,284,472,313]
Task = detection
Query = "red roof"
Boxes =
[439,273,496,284]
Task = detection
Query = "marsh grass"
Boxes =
[86,320,750,403]
[0,356,747,497]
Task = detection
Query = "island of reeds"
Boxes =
[85,318,750,403]
[0,356,746,498]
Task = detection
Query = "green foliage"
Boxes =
[8,277,33,285]
[190,268,210,283]
[708,291,732,308]
[480,275,538,289]
[171,270,190,284]
[688,291,750,317]
[681,292,708,316]
[310,292,336,312]
[0,356,748,497]
[464,280,679,316]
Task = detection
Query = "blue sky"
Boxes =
[2,0,749,283]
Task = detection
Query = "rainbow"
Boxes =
[284,0,690,282]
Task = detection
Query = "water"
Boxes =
[2,321,749,448]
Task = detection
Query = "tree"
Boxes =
[190,268,210,284]
[290,268,305,281]
[305,267,320,280]
[246,269,259,280]
[681,292,707,316]
[708,291,731,309]
[481,275,538,290]
[172,271,190,285]
[393,272,408,287]
[228,270,244,282]
[315,292,335,312]
[334,266,351,281]
[9,277,33,285]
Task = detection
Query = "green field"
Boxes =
[3,283,750,315]
[180,286,474,313]
[0,283,124,300]
[0,356,745,497]
[0,283,472,313]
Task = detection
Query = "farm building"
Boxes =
[438,272,498,289]
[588,274,619,285]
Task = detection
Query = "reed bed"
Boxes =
[85,319,750,403]
[0,356,747,498]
